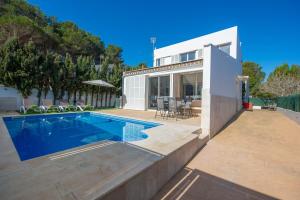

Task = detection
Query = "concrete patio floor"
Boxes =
[153,110,300,200]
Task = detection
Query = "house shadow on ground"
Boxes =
[153,168,278,200]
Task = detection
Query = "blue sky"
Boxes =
[28,0,300,76]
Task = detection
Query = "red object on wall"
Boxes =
[243,102,253,110]
[243,102,249,108]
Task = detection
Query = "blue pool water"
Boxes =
[3,112,159,161]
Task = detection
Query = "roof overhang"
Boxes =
[123,59,203,77]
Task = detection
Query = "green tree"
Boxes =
[137,63,147,69]
[64,53,75,102]
[75,55,93,102]
[35,52,48,105]
[0,0,105,58]
[50,53,64,104]
[0,38,36,97]
[262,64,300,96]
[242,61,265,96]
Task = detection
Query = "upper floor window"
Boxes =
[180,53,188,62]
[156,58,161,67]
[180,51,196,62]
[218,43,231,55]
[188,51,196,60]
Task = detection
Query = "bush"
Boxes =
[26,105,42,114]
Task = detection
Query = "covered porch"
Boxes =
[147,70,203,111]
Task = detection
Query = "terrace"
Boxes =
[0,109,206,200]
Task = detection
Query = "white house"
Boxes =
[122,26,247,138]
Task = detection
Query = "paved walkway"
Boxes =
[154,110,300,200]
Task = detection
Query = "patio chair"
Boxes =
[268,101,277,111]
[190,100,202,116]
[167,97,180,120]
[155,97,167,119]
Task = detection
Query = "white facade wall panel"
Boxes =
[201,44,242,137]
[123,75,146,110]
[154,26,241,66]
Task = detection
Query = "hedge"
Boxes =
[277,94,300,112]
[250,94,300,112]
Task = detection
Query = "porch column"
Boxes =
[170,73,174,97]
[244,79,249,103]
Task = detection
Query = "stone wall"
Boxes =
[209,95,239,137]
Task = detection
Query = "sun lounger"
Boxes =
[42,99,60,112]
[59,100,71,112]
[20,98,31,114]
[20,98,43,114]
[76,100,94,111]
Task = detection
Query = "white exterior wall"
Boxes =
[154,26,241,66]
[0,86,53,110]
[201,44,242,137]
[123,74,146,110]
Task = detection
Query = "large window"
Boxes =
[181,73,202,100]
[148,75,170,109]
[180,51,196,62]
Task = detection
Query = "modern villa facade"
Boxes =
[122,26,245,137]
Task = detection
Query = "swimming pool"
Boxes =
[3,112,159,161]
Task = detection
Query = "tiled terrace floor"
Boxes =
[153,110,300,200]
[99,109,201,127]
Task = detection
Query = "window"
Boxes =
[148,76,170,109]
[156,58,161,67]
[188,51,196,60]
[180,53,188,62]
[180,51,196,62]
[181,73,202,100]
[218,43,231,55]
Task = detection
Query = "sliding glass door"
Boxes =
[159,76,170,97]
[148,77,158,109]
[148,75,170,109]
